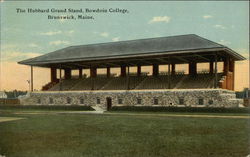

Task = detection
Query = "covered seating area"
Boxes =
[18,34,245,91]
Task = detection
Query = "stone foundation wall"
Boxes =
[19,89,242,109]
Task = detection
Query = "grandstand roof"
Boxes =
[18,34,245,68]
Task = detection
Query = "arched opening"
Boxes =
[106,97,112,111]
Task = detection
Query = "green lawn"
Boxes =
[0,111,249,157]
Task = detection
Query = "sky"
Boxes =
[0,1,249,91]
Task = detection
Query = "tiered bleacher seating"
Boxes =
[176,73,223,89]
[45,73,224,91]
[49,79,80,91]
[136,76,167,89]
[170,74,186,88]
[71,78,92,90]
[42,81,59,91]
[101,77,127,90]
[100,76,146,90]
[129,76,146,89]
[135,74,185,89]
[71,77,112,90]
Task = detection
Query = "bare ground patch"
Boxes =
[0,117,26,123]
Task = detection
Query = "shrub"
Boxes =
[110,106,250,113]
[0,105,94,111]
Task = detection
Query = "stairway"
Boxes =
[91,106,106,113]
[220,90,243,107]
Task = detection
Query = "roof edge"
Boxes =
[18,47,226,66]
[224,47,246,60]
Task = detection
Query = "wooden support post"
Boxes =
[137,65,141,77]
[223,57,229,75]
[189,62,197,76]
[107,67,110,78]
[90,66,96,90]
[127,66,130,90]
[120,65,126,77]
[153,64,159,76]
[59,65,62,91]
[188,62,193,75]
[168,59,171,89]
[232,61,235,91]
[79,68,82,79]
[223,57,230,89]
[51,67,57,82]
[229,59,235,90]
[193,62,197,75]
[171,63,175,75]
[214,53,218,88]
[90,67,97,78]
[64,68,71,79]
[209,61,214,74]
[31,66,33,92]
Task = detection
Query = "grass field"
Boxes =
[0,109,250,157]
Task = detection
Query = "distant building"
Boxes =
[0,91,7,99]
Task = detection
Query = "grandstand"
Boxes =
[45,73,222,91]
[18,34,245,109]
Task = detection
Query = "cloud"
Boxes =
[100,32,109,37]
[214,24,226,29]
[64,30,75,36]
[93,31,110,38]
[203,15,213,19]
[39,30,74,36]
[2,43,39,51]
[28,43,39,48]
[1,51,41,62]
[112,37,120,42]
[40,30,62,36]
[1,44,17,50]
[149,16,171,24]
[49,40,70,46]
[218,40,231,45]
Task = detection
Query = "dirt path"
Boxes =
[5,110,250,119]
[106,112,250,119]
[0,117,26,123]
[12,111,103,115]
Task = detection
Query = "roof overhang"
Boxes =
[18,34,246,69]
[18,47,245,69]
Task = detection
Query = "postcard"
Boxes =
[0,1,249,157]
